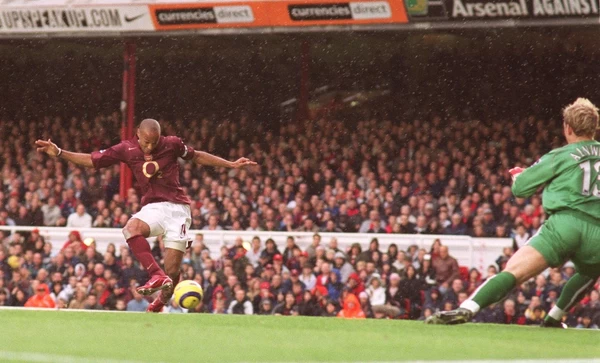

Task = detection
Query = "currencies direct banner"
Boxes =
[149,2,269,30]
[268,0,408,25]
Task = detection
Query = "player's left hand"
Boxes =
[231,157,257,169]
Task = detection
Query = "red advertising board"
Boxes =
[149,0,408,30]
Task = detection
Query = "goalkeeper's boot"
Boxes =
[540,319,567,329]
[425,308,473,325]
[147,293,166,313]
[137,275,173,296]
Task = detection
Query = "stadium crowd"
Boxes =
[0,113,599,328]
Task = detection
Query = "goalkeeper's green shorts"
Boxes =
[528,210,600,278]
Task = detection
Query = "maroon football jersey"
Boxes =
[91,136,195,206]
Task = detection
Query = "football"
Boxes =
[173,280,204,310]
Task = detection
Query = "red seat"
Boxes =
[459,266,469,281]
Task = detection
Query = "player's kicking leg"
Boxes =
[147,247,185,313]
[426,245,548,325]
[122,217,173,296]
[147,202,192,313]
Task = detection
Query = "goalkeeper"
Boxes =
[426,98,600,327]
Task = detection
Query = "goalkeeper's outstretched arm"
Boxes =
[511,154,555,198]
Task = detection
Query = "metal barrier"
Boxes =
[0,226,512,272]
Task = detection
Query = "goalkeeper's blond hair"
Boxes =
[563,98,599,138]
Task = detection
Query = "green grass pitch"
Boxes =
[1,309,599,362]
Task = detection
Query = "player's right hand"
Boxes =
[231,157,257,169]
[509,167,524,181]
[35,139,60,157]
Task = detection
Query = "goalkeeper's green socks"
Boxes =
[460,272,516,314]
[545,273,595,324]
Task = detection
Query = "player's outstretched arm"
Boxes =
[35,139,94,168]
[510,154,555,198]
[193,150,257,169]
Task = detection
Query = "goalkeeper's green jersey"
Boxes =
[512,140,600,222]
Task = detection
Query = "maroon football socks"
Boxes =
[126,235,166,277]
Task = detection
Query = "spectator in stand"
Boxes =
[61,231,86,252]
[257,298,274,315]
[42,197,61,226]
[299,264,316,291]
[203,215,223,231]
[297,216,320,233]
[228,289,253,315]
[432,246,459,293]
[260,239,280,266]
[495,247,513,272]
[496,299,525,325]
[66,204,92,228]
[465,268,482,294]
[524,296,545,322]
[305,234,321,259]
[529,274,549,302]
[443,279,465,306]
[337,293,365,319]
[282,236,297,264]
[359,211,386,233]
[445,214,467,235]
[512,224,529,250]
[10,288,27,307]
[273,291,297,316]
[386,272,404,312]
[84,294,103,310]
[346,272,365,296]
[562,261,576,281]
[399,266,423,319]
[366,273,386,314]
[576,313,599,329]
[166,299,185,313]
[68,287,87,309]
[246,236,262,268]
[24,283,55,309]
[333,252,354,283]
[126,288,149,312]
[397,215,416,234]
[358,291,374,318]
[327,269,343,302]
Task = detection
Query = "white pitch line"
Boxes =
[0,351,165,363]
[3,353,600,363]
[403,360,600,363]
[0,306,143,313]
[268,361,600,363]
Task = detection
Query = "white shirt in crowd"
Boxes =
[227,300,253,315]
[299,273,316,291]
[66,212,92,228]
[367,286,386,306]
[246,249,261,268]
[42,204,61,226]
[514,232,530,249]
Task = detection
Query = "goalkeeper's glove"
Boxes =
[509,167,524,181]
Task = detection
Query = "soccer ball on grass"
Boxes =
[173,280,204,310]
